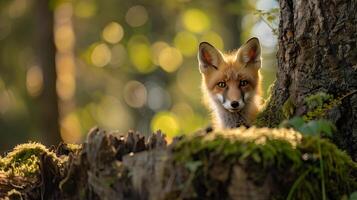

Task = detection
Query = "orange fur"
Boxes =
[198,38,263,130]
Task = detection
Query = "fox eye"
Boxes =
[240,80,248,87]
[217,82,226,88]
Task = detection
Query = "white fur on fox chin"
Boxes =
[206,91,257,129]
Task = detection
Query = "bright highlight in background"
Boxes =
[201,31,224,50]
[182,9,210,33]
[125,5,148,27]
[74,1,96,18]
[26,66,43,97]
[174,31,198,57]
[151,111,180,137]
[128,35,155,73]
[158,47,183,72]
[151,41,169,65]
[124,80,147,108]
[91,43,112,67]
[102,22,124,44]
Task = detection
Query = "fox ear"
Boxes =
[237,37,261,67]
[198,42,222,73]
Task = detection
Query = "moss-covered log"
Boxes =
[0,127,356,200]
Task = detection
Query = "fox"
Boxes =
[198,37,263,129]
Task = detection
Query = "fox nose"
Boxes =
[231,101,239,108]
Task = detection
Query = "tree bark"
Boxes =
[258,0,357,160]
[35,0,61,145]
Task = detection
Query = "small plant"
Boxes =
[281,117,337,200]
[280,117,335,137]
[303,91,357,121]
[255,8,279,35]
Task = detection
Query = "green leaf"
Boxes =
[185,161,202,172]
[349,191,357,200]
[288,117,305,129]
[267,15,276,22]
[252,152,261,163]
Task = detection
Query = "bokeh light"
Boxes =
[171,102,206,133]
[102,22,124,44]
[0,0,279,151]
[56,69,75,101]
[147,82,171,111]
[177,64,202,101]
[26,66,43,97]
[128,35,155,73]
[74,1,96,18]
[8,0,28,18]
[200,31,224,50]
[91,43,112,67]
[151,111,180,137]
[95,96,133,130]
[182,9,210,33]
[158,47,183,73]
[124,80,147,108]
[60,113,82,143]
[174,31,198,57]
[125,5,148,27]
[151,41,169,65]
[55,25,75,52]
[110,44,128,67]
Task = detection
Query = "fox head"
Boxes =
[198,38,261,114]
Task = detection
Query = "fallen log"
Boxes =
[0,127,356,199]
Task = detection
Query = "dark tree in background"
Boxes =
[35,0,61,145]
[258,0,357,159]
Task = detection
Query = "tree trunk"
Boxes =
[35,0,61,145]
[257,0,357,160]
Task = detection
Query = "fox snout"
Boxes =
[215,87,247,112]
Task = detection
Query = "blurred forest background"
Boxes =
[0,0,279,151]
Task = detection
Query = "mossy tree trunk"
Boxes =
[257,0,357,160]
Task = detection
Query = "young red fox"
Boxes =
[198,37,262,129]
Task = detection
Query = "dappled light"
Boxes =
[174,31,198,57]
[125,5,148,27]
[124,80,147,108]
[182,9,211,33]
[26,66,43,97]
[102,22,124,44]
[0,0,278,147]
[90,43,112,67]
[151,111,180,137]
[1,0,356,199]
[158,47,183,72]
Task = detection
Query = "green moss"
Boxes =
[171,127,357,199]
[303,92,341,121]
[255,106,285,128]
[282,97,295,119]
[254,94,286,127]
[0,142,62,177]
[66,143,82,152]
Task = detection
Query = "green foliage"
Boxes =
[172,128,357,199]
[255,8,279,35]
[281,116,337,200]
[280,117,335,137]
[349,192,357,200]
